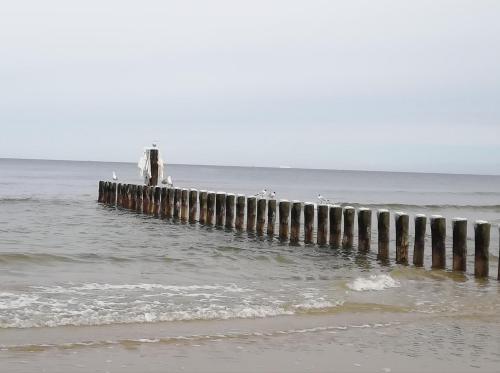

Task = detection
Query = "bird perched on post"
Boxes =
[161,175,173,188]
[112,171,118,181]
[254,189,268,198]
[317,194,332,205]
[269,191,276,199]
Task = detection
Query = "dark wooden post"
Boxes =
[102,182,109,204]
[206,191,215,225]
[235,194,246,231]
[317,204,328,246]
[154,187,161,217]
[128,184,136,210]
[117,183,123,207]
[121,184,128,209]
[357,208,371,251]
[161,187,168,218]
[377,209,390,260]
[303,203,314,244]
[149,186,156,215]
[329,205,342,248]
[279,200,290,241]
[413,214,427,267]
[181,189,189,222]
[267,199,277,237]
[342,206,355,248]
[452,218,467,272]
[142,186,150,214]
[225,194,235,229]
[149,148,159,186]
[247,197,257,232]
[189,189,198,223]
[98,181,104,203]
[290,201,302,244]
[256,198,267,236]
[474,220,490,278]
[216,192,226,227]
[395,212,409,264]
[173,188,181,220]
[110,182,117,206]
[135,185,143,212]
[198,190,207,224]
[165,188,173,219]
[431,215,446,269]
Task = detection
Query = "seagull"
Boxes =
[161,175,173,187]
[269,191,276,199]
[318,194,332,204]
[112,171,118,181]
[254,189,268,198]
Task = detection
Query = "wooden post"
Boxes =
[279,200,290,241]
[149,186,156,215]
[357,208,371,251]
[110,182,117,206]
[117,183,123,207]
[267,199,277,237]
[198,190,207,224]
[206,191,215,225]
[377,209,390,260]
[128,184,136,210]
[181,188,189,222]
[235,194,246,231]
[225,194,235,229]
[142,185,150,214]
[161,187,168,218]
[303,203,314,244]
[317,204,328,246]
[474,221,490,278]
[149,148,159,186]
[135,185,143,212]
[247,197,257,232]
[329,205,342,248]
[165,188,174,219]
[395,212,409,264]
[413,214,427,267]
[342,206,355,248]
[154,187,161,217]
[431,215,446,269]
[290,201,302,244]
[102,182,109,204]
[256,198,267,236]
[452,218,467,272]
[98,181,104,203]
[216,192,226,227]
[173,188,181,220]
[121,184,128,209]
[189,189,198,223]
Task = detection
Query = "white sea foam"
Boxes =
[347,274,400,292]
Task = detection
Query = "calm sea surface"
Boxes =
[0,158,499,372]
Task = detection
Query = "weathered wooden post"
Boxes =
[121,184,128,208]
[290,201,302,244]
[247,197,257,232]
[142,186,150,214]
[110,182,117,206]
[128,184,136,210]
[135,185,143,212]
[267,199,277,237]
[395,212,409,264]
[474,220,490,278]
[235,195,246,231]
[413,214,427,267]
[117,183,123,207]
[431,215,446,269]
[149,186,156,215]
[160,187,168,218]
[198,190,207,224]
[377,209,390,260]
[303,203,314,244]
[181,188,189,222]
[102,182,109,204]
[173,188,181,220]
[206,191,216,225]
[256,198,267,236]
[154,187,161,217]
[342,206,355,248]
[329,205,342,248]
[165,188,174,218]
[279,200,290,241]
[452,218,467,272]
[148,148,160,186]
[216,192,226,227]
[98,181,104,203]
[189,189,198,223]
[225,194,235,229]
[357,208,371,251]
[317,204,328,246]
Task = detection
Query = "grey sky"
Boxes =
[1,0,499,174]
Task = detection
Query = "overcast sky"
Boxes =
[1,0,499,174]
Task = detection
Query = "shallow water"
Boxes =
[0,158,499,372]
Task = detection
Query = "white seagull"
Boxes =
[112,171,118,181]
[254,189,268,198]
[162,175,173,187]
[269,191,276,199]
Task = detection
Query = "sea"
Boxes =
[0,158,499,372]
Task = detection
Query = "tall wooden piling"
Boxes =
[452,218,467,272]
[128,184,136,210]
[357,208,372,251]
[98,181,104,203]
[165,188,174,218]
[413,214,427,267]
[431,215,446,269]
[181,189,189,222]
[142,186,150,214]
[216,192,226,227]
[247,197,257,232]
[148,148,159,186]
[198,190,208,224]
[256,198,267,236]
[121,184,128,208]
[154,187,161,217]
[206,192,216,225]
[267,199,277,237]
[149,187,156,215]
[225,194,235,229]
[102,182,109,204]
[395,212,409,264]
[474,221,490,278]
[377,209,390,260]
[235,195,246,231]
[161,187,168,218]
[279,200,290,241]
[116,183,123,207]
[135,185,143,212]
[342,206,355,248]
[173,188,181,220]
[189,189,198,223]
[329,205,342,248]
[111,182,117,206]
[317,204,328,246]
[303,203,315,244]
[290,201,302,244]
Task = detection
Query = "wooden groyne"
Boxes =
[98,181,500,280]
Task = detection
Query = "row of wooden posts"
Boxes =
[98,181,499,280]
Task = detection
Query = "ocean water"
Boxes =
[0,158,499,372]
